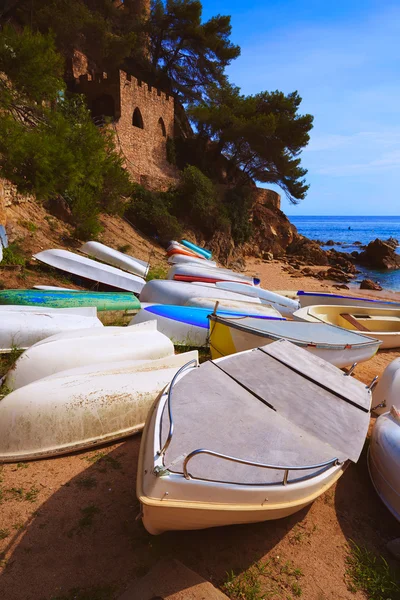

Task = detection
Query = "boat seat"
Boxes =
[340,313,371,332]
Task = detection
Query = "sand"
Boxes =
[0,257,400,600]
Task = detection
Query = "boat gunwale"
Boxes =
[208,313,380,350]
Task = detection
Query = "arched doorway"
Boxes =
[132,107,144,129]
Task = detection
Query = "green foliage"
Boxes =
[18,220,37,233]
[224,186,253,244]
[146,265,168,281]
[190,84,313,203]
[2,242,26,266]
[126,185,182,243]
[345,542,400,600]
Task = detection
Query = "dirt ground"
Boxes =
[1,204,400,599]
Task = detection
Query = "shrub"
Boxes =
[126,185,182,244]
[176,166,219,236]
[223,186,253,244]
[2,242,26,266]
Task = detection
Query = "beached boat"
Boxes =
[294,304,400,349]
[168,264,257,286]
[6,320,174,390]
[0,308,103,353]
[140,279,262,306]
[33,249,146,293]
[368,406,400,521]
[167,241,206,260]
[80,241,149,278]
[33,285,76,291]
[0,351,198,463]
[137,339,371,534]
[215,281,300,317]
[131,304,283,346]
[371,357,400,415]
[180,239,212,260]
[297,290,400,310]
[208,314,380,367]
[168,254,218,267]
[0,288,141,311]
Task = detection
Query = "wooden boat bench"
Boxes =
[340,313,371,332]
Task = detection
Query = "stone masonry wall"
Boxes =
[254,187,281,210]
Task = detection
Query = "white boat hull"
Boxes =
[298,290,400,310]
[215,282,300,317]
[185,297,283,317]
[0,309,102,353]
[6,320,174,390]
[372,358,400,415]
[294,304,400,349]
[167,264,255,285]
[168,254,217,267]
[368,407,400,521]
[34,249,146,293]
[0,352,198,462]
[80,241,149,278]
[139,280,261,306]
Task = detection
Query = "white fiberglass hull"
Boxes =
[368,407,400,521]
[6,320,174,390]
[294,305,400,349]
[0,309,102,353]
[139,279,261,306]
[297,290,400,310]
[34,249,146,293]
[215,282,300,317]
[0,352,198,462]
[167,254,217,267]
[372,358,400,415]
[80,241,149,278]
[168,264,255,285]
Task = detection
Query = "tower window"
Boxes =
[158,117,166,137]
[132,107,144,129]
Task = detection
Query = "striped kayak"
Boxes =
[131,303,284,346]
[0,289,141,311]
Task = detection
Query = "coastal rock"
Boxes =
[358,238,400,270]
[326,249,357,274]
[323,267,352,283]
[286,236,329,266]
[360,279,382,291]
[325,239,335,246]
[334,284,350,290]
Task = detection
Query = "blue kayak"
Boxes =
[181,240,212,260]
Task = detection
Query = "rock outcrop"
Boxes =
[356,238,400,270]
[360,279,382,291]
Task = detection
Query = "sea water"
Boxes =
[289,215,400,291]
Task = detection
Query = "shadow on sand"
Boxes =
[0,436,310,600]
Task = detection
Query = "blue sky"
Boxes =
[201,1,400,216]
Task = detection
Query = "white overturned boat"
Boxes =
[80,241,149,278]
[137,340,371,534]
[215,281,300,317]
[6,321,174,390]
[368,405,400,521]
[167,264,257,286]
[294,304,400,349]
[208,315,381,367]
[131,303,283,347]
[168,254,218,267]
[33,249,146,293]
[372,358,400,416]
[140,279,262,306]
[0,351,198,462]
[0,308,102,353]
[33,285,76,291]
[297,290,400,310]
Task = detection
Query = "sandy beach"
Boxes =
[0,257,399,600]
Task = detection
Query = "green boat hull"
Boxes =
[0,290,141,311]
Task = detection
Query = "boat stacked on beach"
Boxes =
[0,236,399,532]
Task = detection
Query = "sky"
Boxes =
[201,0,400,216]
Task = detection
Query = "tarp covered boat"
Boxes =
[0,288,141,311]
[208,314,381,367]
[6,320,174,390]
[33,249,146,293]
[137,340,371,534]
[80,241,149,278]
[0,351,198,462]
[0,308,102,353]
[294,304,400,349]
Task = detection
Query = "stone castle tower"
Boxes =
[72,0,177,190]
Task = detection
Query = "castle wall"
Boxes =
[254,188,281,211]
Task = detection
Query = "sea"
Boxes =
[289,215,400,291]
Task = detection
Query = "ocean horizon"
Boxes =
[289,215,400,291]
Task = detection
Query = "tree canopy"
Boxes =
[190,84,313,203]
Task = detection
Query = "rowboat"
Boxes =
[6,320,174,390]
[368,406,400,521]
[372,357,400,415]
[167,242,206,260]
[33,249,146,293]
[131,304,284,346]
[0,289,141,311]
[0,308,102,353]
[168,264,257,286]
[0,351,198,463]
[180,239,212,260]
[80,241,149,278]
[297,290,400,310]
[168,254,218,267]
[137,339,371,534]
[139,280,262,306]
[215,282,300,317]
[294,305,400,349]
[208,314,381,367]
